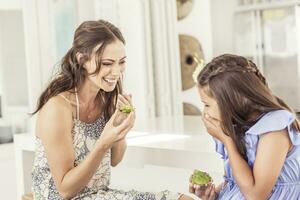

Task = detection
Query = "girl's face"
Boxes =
[85,40,126,92]
[198,86,222,121]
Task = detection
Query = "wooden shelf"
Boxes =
[236,0,300,12]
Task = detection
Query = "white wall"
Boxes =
[0,0,21,10]
[0,10,29,133]
[177,0,213,61]
[118,0,155,118]
[95,0,156,118]
[0,11,28,107]
[177,0,214,113]
[211,0,236,57]
[177,0,236,60]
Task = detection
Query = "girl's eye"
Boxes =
[120,60,126,65]
[204,104,209,107]
[102,63,113,66]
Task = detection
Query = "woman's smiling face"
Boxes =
[84,40,126,92]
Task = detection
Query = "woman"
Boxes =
[31,20,193,200]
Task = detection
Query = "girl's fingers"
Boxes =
[205,185,213,197]
[189,182,195,193]
[194,187,201,197]
[204,114,220,128]
[208,185,216,200]
[203,116,216,128]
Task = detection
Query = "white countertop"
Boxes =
[14,116,223,171]
[14,116,224,198]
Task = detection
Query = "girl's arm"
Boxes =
[223,130,291,200]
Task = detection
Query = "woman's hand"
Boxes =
[202,113,229,143]
[98,108,135,150]
[113,94,135,126]
[189,179,217,200]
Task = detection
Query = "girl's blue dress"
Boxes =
[215,110,300,199]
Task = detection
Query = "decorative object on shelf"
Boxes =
[183,102,201,116]
[192,53,205,83]
[179,34,204,116]
[179,34,204,91]
[176,0,194,20]
[237,0,300,6]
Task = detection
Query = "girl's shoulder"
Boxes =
[246,110,296,136]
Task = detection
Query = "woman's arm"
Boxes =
[111,94,135,166]
[37,97,134,199]
[111,139,127,166]
[37,97,111,199]
[223,130,291,200]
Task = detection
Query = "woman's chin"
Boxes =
[101,84,117,92]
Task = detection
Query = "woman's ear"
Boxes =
[76,52,83,64]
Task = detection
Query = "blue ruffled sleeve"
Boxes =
[245,109,300,165]
[245,110,299,144]
[214,138,227,160]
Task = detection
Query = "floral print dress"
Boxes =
[32,92,180,200]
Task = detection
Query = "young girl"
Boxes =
[31,20,192,200]
[189,54,300,199]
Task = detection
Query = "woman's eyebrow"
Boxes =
[102,58,115,62]
[102,56,127,62]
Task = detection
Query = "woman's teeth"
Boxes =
[103,78,117,83]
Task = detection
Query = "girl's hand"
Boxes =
[202,113,228,142]
[189,176,217,200]
[98,109,135,149]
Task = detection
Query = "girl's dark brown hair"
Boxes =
[197,54,300,160]
[32,20,125,120]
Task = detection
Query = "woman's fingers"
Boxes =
[123,94,132,105]
[115,112,134,133]
[118,94,130,106]
[117,124,133,140]
[117,99,125,109]
[109,109,120,123]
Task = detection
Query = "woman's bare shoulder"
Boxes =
[36,94,73,138]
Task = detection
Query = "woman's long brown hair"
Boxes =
[32,20,125,120]
[197,54,300,160]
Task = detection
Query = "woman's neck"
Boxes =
[77,78,101,107]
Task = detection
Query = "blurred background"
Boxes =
[0,0,299,199]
